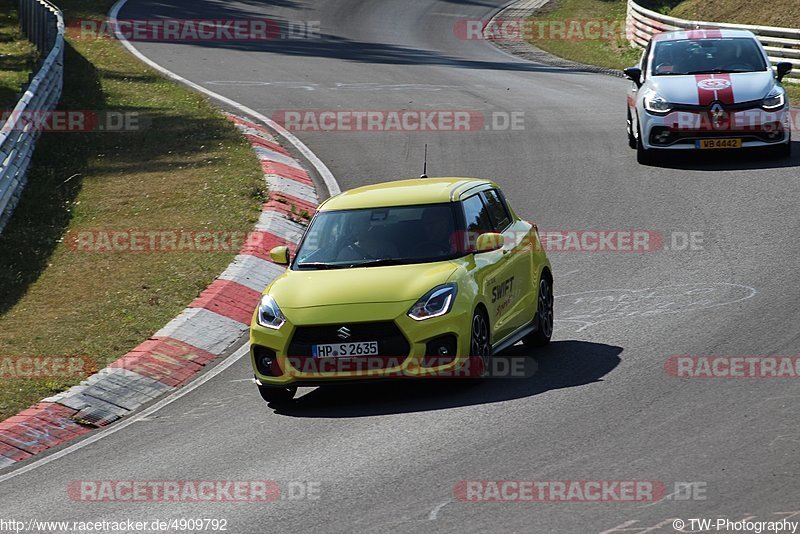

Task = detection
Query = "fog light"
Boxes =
[650,127,672,145]
[253,346,282,376]
[423,335,458,367]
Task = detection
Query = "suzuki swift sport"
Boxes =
[249,178,553,403]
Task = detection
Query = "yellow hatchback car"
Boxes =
[250,178,553,403]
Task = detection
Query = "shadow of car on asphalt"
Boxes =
[638,140,800,171]
[270,340,622,418]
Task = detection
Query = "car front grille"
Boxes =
[287,321,411,359]
[650,125,784,146]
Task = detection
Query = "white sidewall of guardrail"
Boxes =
[626,0,800,83]
[0,0,65,234]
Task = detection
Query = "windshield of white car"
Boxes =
[293,203,463,270]
[651,38,768,76]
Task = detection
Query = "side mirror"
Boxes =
[776,62,793,82]
[475,233,504,253]
[269,245,290,265]
[624,67,643,88]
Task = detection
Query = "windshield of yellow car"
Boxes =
[293,203,462,269]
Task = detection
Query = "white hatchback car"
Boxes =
[625,29,793,164]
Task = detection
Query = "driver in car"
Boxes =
[335,211,398,261]
[416,207,456,257]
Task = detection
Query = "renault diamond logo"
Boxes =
[709,102,728,129]
[337,326,351,340]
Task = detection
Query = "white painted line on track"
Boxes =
[108,0,341,197]
[0,345,250,484]
[428,500,451,520]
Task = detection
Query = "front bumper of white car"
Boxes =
[638,105,791,151]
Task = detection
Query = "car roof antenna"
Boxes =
[420,144,428,178]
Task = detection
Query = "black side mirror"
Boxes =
[776,62,793,82]
[624,67,643,88]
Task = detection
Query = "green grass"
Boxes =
[526,0,800,103]
[0,0,37,109]
[525,0,643,71]
[669,0,800,28]
[0,0,265,419]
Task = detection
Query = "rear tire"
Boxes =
[258,385,296,405]
[525,275,553,347]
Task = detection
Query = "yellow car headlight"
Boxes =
[257,295,286,329]
[408,283,457,321]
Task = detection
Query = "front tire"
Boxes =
[635,121,656,165]
[470,309,491,377]
[627,110,637,149]
[525,275,553,347]
[258,385,296,405]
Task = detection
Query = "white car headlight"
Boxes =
[643,93,673,114]
[256,295,285,329]
[408,283,457,321]
[762,88,786,110]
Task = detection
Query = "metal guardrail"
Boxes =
[626,0,800,84]
[0,0,64,234]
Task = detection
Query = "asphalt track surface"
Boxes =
[2,0,800,532]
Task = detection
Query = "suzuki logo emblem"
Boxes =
[337,326,351,340]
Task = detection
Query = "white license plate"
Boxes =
[312,341,379,358]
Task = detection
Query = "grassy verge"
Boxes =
[669,0,800,28]
[524,0,644,71]
[0,0,265,419]
[0,0,37,109]
[526,0,800,103]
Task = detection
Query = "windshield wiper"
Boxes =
[296,262,348,270]
[347,258,407,268]
[684,69,750,75]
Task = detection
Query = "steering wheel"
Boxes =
[346,241,376,260]
[655,63,674,74]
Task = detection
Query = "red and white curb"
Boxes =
[0,114,319,469]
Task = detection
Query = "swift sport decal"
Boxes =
[491,276,515,317]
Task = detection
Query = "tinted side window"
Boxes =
[462,194,493,250]
[462,194,492,233]
[482,189,512,231]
